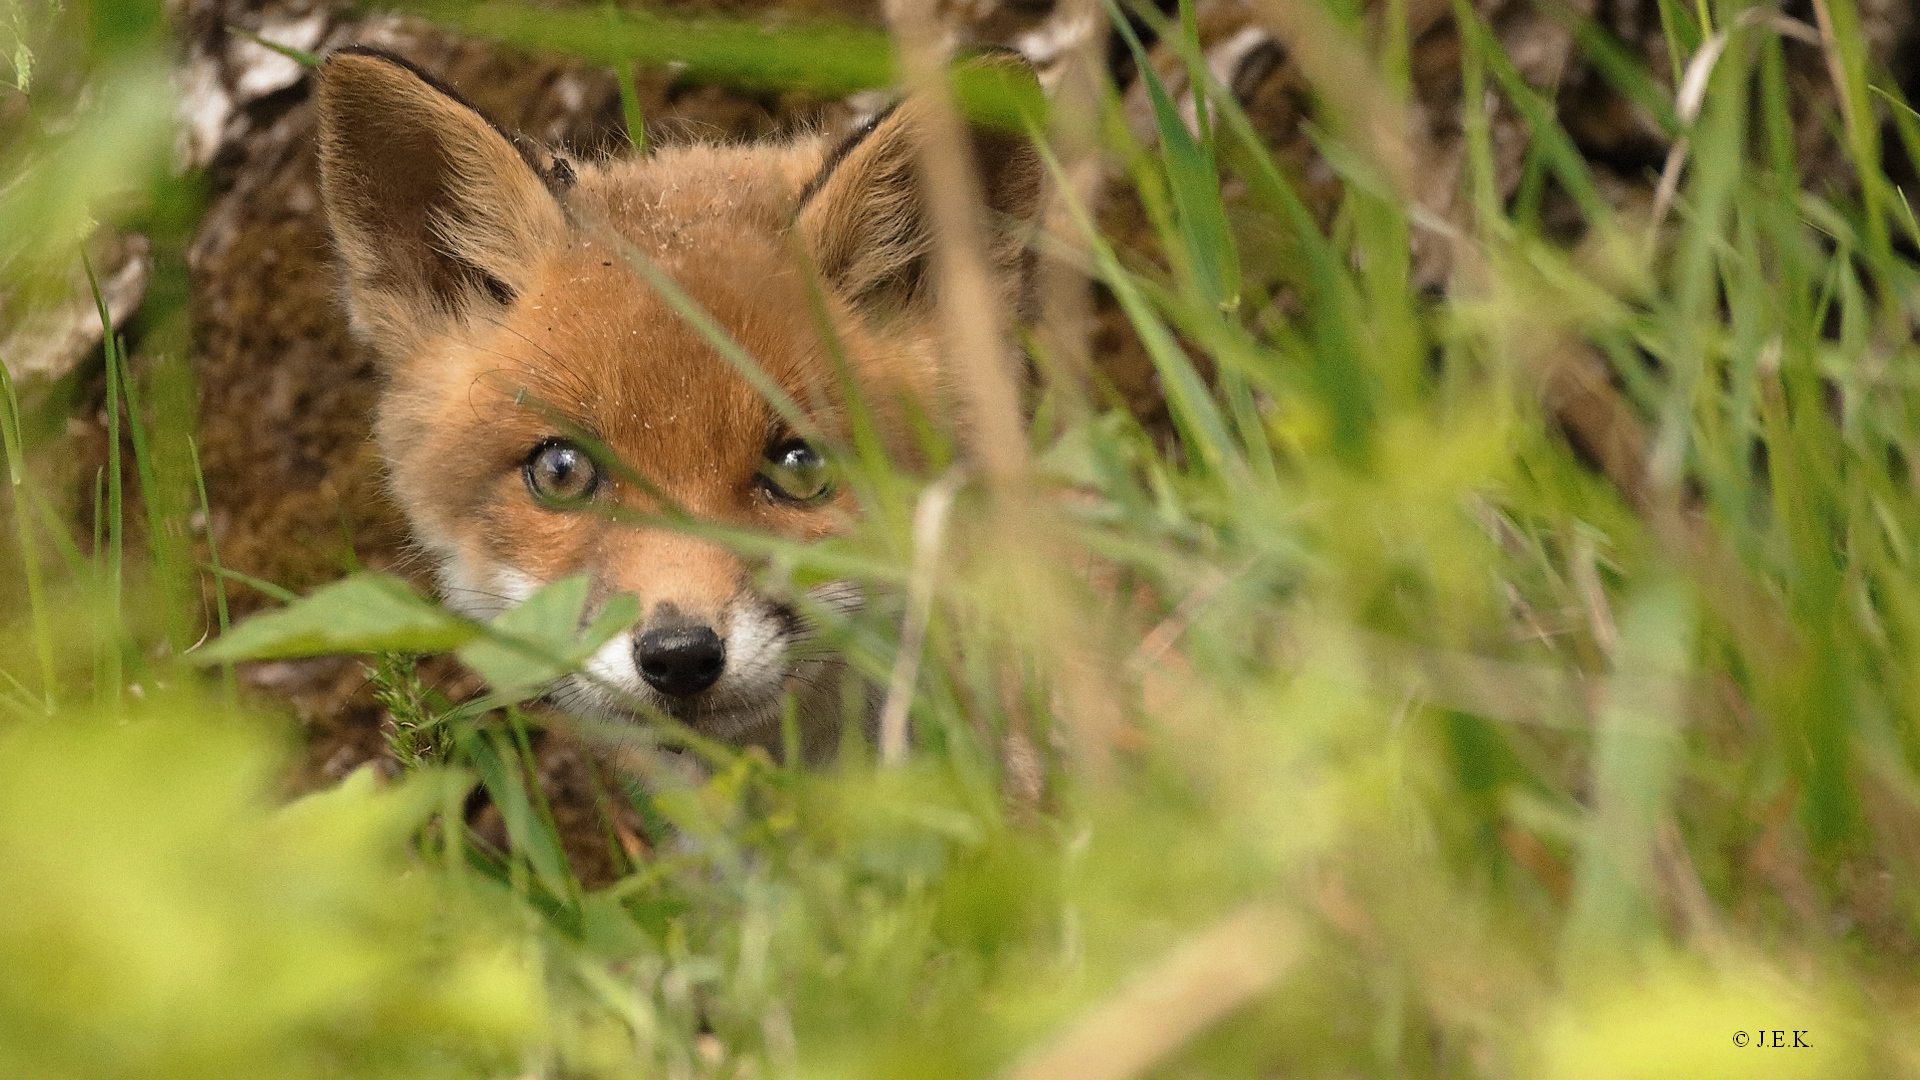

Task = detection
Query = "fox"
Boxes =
[314,47,1043,757]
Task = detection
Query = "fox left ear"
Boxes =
[316,47,569,355]
[797,57,1045,318]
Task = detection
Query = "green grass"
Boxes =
[4,0,1920,1077]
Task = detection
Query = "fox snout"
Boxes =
[634,620,727,697]
[567,581,854,752]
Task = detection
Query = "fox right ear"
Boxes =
[797,58,1044,319]
[316,48,567,353]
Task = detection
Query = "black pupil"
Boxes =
[766,441,827,500]
[532,443,591,498]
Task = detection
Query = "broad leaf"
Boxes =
[457,577,640,696]
[195,573,478,662]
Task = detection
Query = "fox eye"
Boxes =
[524,439,599,503]
[759,439,832,504]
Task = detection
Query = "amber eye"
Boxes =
[524,439,599,503]
[759,439,833,503]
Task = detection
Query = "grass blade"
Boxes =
[188,435,236,701]
[84,259,123,712]
[0,356,55,710]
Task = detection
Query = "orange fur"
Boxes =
[315,48,1039,754]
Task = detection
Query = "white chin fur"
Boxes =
[434,549,541,623]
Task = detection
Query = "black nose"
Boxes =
[634,625,726,697]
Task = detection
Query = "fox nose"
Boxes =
[634,625,726,697]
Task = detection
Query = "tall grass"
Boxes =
[3,0,1920,1077]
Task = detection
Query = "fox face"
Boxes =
[315,49,1039,751]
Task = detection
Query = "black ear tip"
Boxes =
[957,45,1037,70]
[316,45,508,137]
[955,46,1043,92]
[319,46,424,99]
[319,45,460,98]
[323,45,413,76]
[330,44,404,61]
[950,50,1047,133]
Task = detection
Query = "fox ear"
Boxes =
[316,48,568,352]
[797,63,1044,318]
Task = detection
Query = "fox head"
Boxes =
[315,48,1041,751]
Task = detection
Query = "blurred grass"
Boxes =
[4,0,1920,1077]
[0,714,548,1080]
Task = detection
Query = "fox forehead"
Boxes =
[566,139,831,246]
[454,237,829,486]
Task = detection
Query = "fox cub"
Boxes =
[315,48,1041,753]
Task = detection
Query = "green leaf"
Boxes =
[456,576,639,696]
[950,55,1049,134]
[1562,577,1696,976]
[1544,0,1681,136]
[195,572,479,662]
[1110,1,1240,312]
[224,25,322,68]
[457,719,579,910]
[1455,0,1609,228]
[417,0,893,97]
[581,593,643,656]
